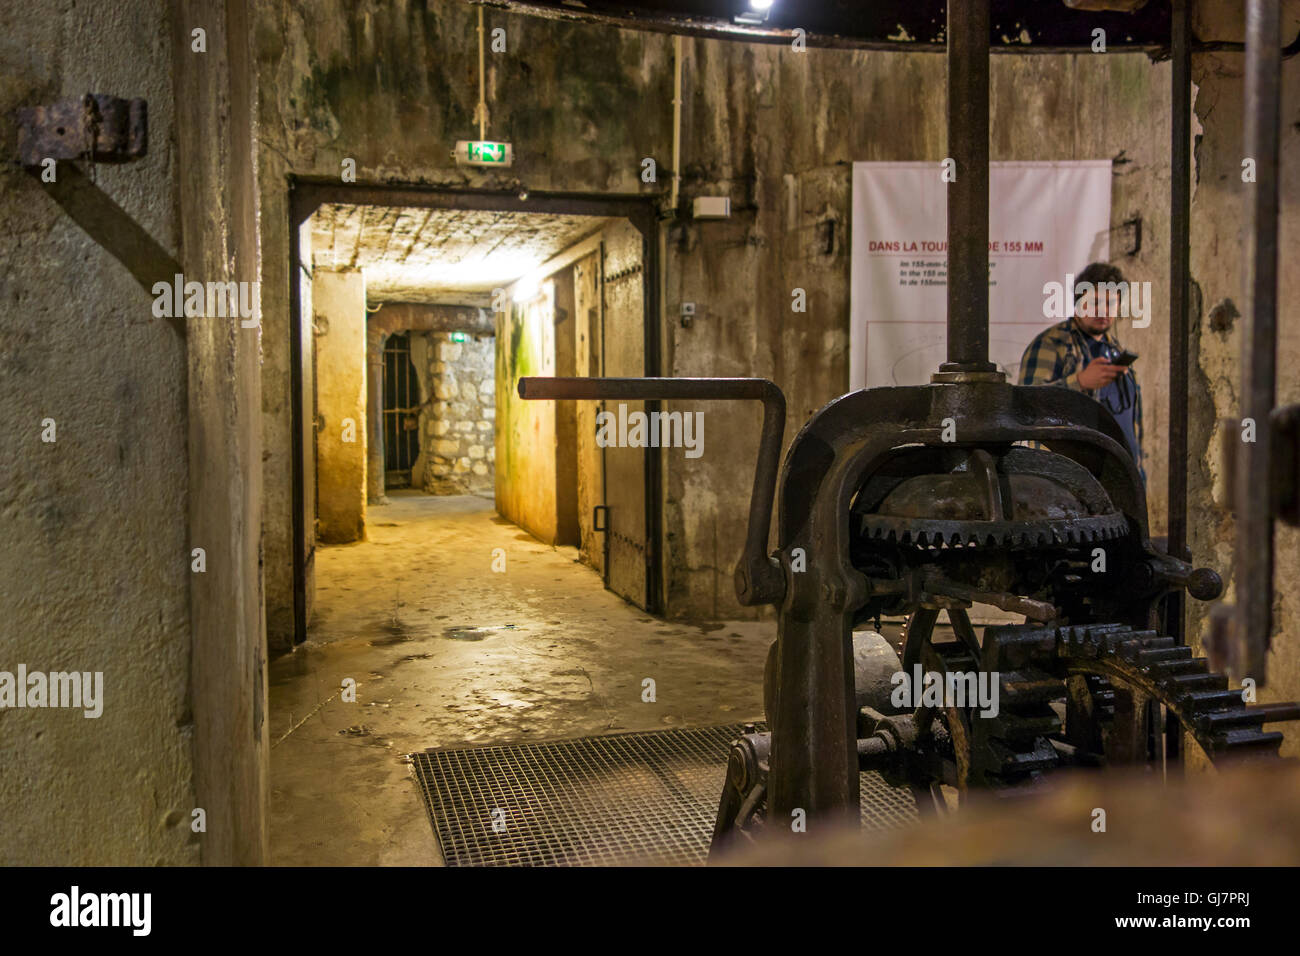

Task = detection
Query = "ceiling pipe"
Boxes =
[476,5,489,141]
[670,34,683,216]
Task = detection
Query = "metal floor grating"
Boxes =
[411,724,919,867]
[860,766,923,830]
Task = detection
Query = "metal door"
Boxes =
[600,220,649,609]
[382,331,420,486]
[574,251,606,577]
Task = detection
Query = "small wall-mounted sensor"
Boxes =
[680,302,697,328]
[692,197,731,219]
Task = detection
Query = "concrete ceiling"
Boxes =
[488,0,1176,52]
[309,204,609,303]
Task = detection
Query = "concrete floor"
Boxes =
[269,491,771,865]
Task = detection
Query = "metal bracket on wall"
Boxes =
[1220,408,1300,530]
[15,94,147,167]
[1116,216,1142,257]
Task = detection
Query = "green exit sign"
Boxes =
[453,140,513,167]
[450,332,470,343]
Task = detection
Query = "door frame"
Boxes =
[286,178,664,643]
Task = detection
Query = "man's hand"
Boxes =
[1077,357,1125,390]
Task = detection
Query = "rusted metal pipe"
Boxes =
[1165,0,1193,769]
[518,376,787,606]
[942,0,996,373]
[1168,0,1191,573]
[1235,0,1282,685]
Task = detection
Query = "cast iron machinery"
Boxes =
[518,368,1299,857]
[519,364,1300,857]
[701,373,1299,854]
[518,0,1300,856]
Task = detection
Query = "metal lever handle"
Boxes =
[518,376,787,606]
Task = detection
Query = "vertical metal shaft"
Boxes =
[1165,7,1191,791]
[943,0,995,372]
[1236,0,1281,684]
[1165,0,1192,767]
[1168,0,1191,572]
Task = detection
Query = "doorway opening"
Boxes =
[381,331,421,490]
[287,182,664,646]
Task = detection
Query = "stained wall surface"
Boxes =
[1187,46,1300,757]
[313,270,367,543]
[0,0,191,867]
[496,282,559,542]
[1,0,267,863]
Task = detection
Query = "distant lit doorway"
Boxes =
[382,331,421,489]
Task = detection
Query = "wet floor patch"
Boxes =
[442,624,520,641]
[370,617,412,646]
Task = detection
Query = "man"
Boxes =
[1019,262,1145,482]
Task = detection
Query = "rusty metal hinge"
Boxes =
[16,94,147,168]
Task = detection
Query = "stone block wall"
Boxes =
[424,333,495,495]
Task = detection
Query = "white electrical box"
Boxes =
[692,196,731,219]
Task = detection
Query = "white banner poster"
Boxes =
[850,161,1112,389]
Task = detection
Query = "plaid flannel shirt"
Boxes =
[1018,318,1144,471]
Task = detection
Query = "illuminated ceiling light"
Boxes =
[512,272,541,303]
[735,0,774,25]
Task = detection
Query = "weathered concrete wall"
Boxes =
[424,333,495,496]
[665,43,1176,617]
[0,0,191,867]
[1187,45,1300,756]
[313,269,367,543]
[174,0,268,864]
[1,0,265,863]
